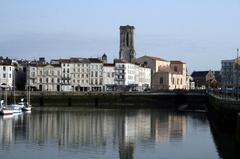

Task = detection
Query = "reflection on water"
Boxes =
[0,108,220,159]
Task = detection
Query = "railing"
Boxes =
[208,91,240,102]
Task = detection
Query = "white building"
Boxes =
[103,63,115,91]
[114,60,151,91]
[28,59,62,91]
[0,57,15,90]
[67,58,90,92]
[89,58,103,92]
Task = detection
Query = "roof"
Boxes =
[70,58,90,63]
[114,59,127,63]
[60,59,71,63]
[170,60,186,64]
[0,57,12,65]
[120,25,135,29]
[141,55,168,62]
[88,58,103,63]
[103,63,115,67]
[191,71,209,77]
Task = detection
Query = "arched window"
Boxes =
[126,32,129,47]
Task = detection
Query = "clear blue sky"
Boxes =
[0,0,240,72]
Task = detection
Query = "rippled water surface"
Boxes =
[0,108,223,159]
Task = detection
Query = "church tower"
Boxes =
[119,25,136,63]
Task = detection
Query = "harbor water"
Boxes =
[0,107,237,159]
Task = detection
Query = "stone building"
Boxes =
[136,56,188,90]
[28,58,62,91]
[119,25,136,63]
[191,70,221,89]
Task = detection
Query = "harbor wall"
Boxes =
[12,93,207,109]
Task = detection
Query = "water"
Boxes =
[0,108,234,159]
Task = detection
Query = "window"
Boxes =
[3,66,6,71]
[174,66,178,72]
[9,67,11,71]
[3,73,6,78]
[52,78,54,83]
[160,77,163,84]
[95,71,98,77]
[40,78,42,83]
[46,78,48,83]
[9,74,11,78]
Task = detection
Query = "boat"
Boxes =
[0,100,14,115]
[21,66,32,112]
[20,98,31,112]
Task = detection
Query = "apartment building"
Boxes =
[28,58,62,91]
[0,57,15,90]
[114,60,151,91]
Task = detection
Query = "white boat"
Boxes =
[21,66,32,112]
[8,104,23,113]
[0,100,14,115]
[19,99,32,112]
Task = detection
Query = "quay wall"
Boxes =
[8,92,207,109]
[208,94,240,129]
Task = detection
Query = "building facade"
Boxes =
[136,56,188,90]
[221,58,240,91]
[0,57,15,90]
[28,59,62,91]
[114,60,151,91]
[103,63,115,91]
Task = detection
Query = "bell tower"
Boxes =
[119,25,136,63]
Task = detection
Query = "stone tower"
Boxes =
[119,25,136,63]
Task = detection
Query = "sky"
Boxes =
[0,0,240,73]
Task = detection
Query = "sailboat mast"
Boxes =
[237,48,239,101]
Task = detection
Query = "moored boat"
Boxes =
[0,100,14,115]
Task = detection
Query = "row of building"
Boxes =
[0,54,190,92]
[0,25,191,92]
